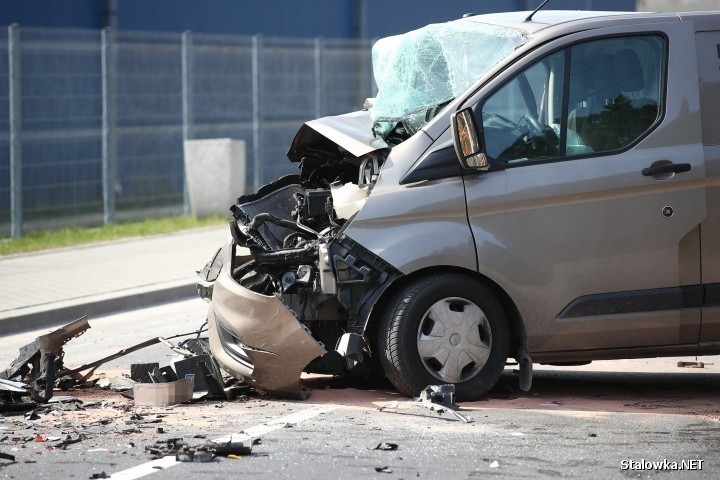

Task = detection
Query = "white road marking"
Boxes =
[109,456,178,480]
[109,404,339,480]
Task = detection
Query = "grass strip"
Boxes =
[0,215,228,256]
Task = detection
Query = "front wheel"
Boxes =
[378,273,508,401]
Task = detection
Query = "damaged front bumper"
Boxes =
[206,245,327,399]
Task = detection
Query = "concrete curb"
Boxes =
[0,279,199,334]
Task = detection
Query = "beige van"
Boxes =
[198,9,720,400]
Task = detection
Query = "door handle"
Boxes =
[641,163,691,177]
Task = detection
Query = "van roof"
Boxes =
[465,10,672,35]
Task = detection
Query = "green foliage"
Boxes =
[0,215,228,256]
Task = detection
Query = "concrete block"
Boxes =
[184,139,246,217]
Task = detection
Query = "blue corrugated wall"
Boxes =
[0,0,636,38]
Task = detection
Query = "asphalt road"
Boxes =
[1,299,719,479]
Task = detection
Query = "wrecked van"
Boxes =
[198,9,720,400]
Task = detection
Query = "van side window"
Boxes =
[566,36,665,154]
[480,35,666,165]
[482,51,565,163]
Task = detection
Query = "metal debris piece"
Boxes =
[129,413,163,424]
[418,384,459,409]
[375,466,393,473]
[374,442,398,451]
[47,395,79,404]
[24,409,39,420]
[212,436,256,456]
[146,436,257,461]
[158,337,195,358]
[176,445,214,463]
[1,317,90,402]
[1,379,34,414]
[0,379,27,393]
[677,361,704,368]
[97,375,136,392]
[175,446,195,462]
[97,379,112,389]
[89,472,110,479]
[0,395,37,414]
[2,318,88,382]
[378,384,472,423]
[0,339,41,382]
[54,434,83,449]
[55,327,209,382]
[47,396,83,412]
[56,337,161,380]
[145,438,185,458]
[0,452,16,463]
[178,338,211,356]
[37,316,91,393]
[56,376,77,390]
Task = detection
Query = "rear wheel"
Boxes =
[378,273,508,401]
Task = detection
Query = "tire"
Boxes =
[378,273,508,401]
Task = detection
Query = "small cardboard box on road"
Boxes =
[133,377,194,406]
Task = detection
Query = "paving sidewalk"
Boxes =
[0,225,228,334]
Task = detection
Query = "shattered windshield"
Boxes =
[371,19,528,139]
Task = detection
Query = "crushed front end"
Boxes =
[197,17,521,398]
[198,111,400,399]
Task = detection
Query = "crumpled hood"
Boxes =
[287,110,389,162]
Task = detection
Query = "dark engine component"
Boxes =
[230,177,305,250]
[304,189,332,219]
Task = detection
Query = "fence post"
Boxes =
[314,37,325,118]
[252,34,263,190]
[181,30,194,216]
[8,24,22,237]
[101,27,117,225]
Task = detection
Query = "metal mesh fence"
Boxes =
[0,26,374,236]
[19,28,103,232]
[114,31,184,221]
[324,38,374,116]
[0,33,9,236]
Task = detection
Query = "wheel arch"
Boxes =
[364,265,527,362]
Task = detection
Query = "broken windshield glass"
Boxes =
[370,19,528,139]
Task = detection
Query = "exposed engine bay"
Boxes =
[228,151,383,301]
[198,111,402,384]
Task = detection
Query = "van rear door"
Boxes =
[689,16,720,345]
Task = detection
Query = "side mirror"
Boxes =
[451,108,488,170]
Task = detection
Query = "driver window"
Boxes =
[482,50,565,164]
[480,35,665,166]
